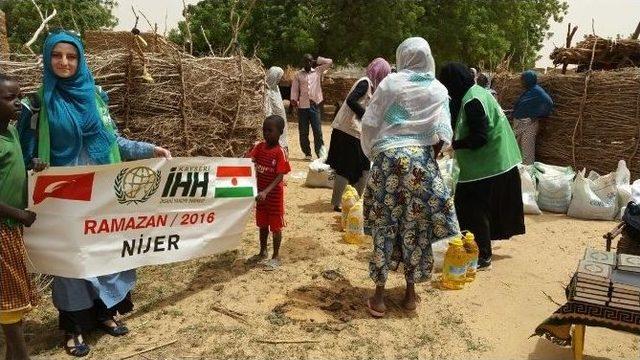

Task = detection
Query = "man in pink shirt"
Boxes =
[290,54,333,160]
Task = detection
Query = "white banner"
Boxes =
[24,157,256,278]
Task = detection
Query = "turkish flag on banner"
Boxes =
[32,173,95,205]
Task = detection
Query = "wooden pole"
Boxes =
[119,340,177,359]
[571,19,597,168]
[631,20,640,40]
[562,24,578,74]
[123,52,133,129]
[176,51,190,150]
[182,0,193,55]
[571,324,585,360]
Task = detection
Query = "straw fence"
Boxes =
[0,50,265,157]
[493,68,640,178]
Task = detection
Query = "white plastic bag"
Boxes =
[616,160,632,219]
[615,160,631,187]
[432,238,448,272]
[518,164,542,215]
[632,179,640,202]
[437,157,459,195]
[617,180,640,220]
[534,162,575,214]
[618,184,632,220]
[304,159,335,188]
[567,168,618,220]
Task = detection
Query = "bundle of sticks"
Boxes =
[550,35,640,71]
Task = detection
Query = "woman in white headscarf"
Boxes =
[361,37,460,317]
[264,66,288,152]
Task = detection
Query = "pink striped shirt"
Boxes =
[290,56,333,109]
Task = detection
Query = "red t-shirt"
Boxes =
[248,142,291,214]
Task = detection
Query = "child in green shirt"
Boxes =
[0,74,46,360]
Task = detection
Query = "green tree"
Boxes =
[169,0,328,66]
[318,0,425,65]
[418,0,567,70]
[169,0,567,71]
[0,0,118,53]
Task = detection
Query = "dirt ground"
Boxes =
[5,122,639,359]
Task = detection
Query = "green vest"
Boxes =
[30,86,121,164]
[454,85,521,182]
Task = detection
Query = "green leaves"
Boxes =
[169,0,567,70]
[1,0,117,54]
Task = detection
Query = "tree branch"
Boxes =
[200,25,214,56]
[163,9,168,37]
[223,0,256,56]
[632,20,640,40]
[182,0,193,55]
[139,10,155,31]
[30,0,46,24]
[130,5,140,30]
[24,8,57,52]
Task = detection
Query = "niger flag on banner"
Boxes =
[214,166,255,198]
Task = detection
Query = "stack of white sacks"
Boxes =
[432,159,634,270]
[521,160,635,221]
[437,158,636,221]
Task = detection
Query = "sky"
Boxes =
[114,0,640,68]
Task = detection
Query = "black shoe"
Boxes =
[100,319,129,337]
[477,258,492,271]
[333,206,342,212]
[64,333,90,357]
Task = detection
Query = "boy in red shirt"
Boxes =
[247,115,291,270]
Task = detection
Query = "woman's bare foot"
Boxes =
[402,283,419,311]
[367,285,386,317]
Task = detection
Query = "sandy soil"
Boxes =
[5,123,638,360]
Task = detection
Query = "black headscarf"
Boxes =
[438,62,476,123]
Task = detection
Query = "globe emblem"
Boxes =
[114,166,161,204]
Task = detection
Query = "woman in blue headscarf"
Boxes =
[18,30,171,357]
[512,70,553,164]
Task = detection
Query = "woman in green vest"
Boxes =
[439,62,525,271]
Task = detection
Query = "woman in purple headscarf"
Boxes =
[326,58,391,211]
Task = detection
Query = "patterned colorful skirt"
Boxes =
[363,146,460,285]
[0,224,38,322]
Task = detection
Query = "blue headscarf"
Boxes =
[513,70,554,119]
[43,31,115,166]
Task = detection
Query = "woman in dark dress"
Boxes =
[325,58,391,211]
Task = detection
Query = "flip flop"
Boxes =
[263,258,281,271]
[366,298,385,318]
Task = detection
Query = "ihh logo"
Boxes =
[161,167,209,198]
